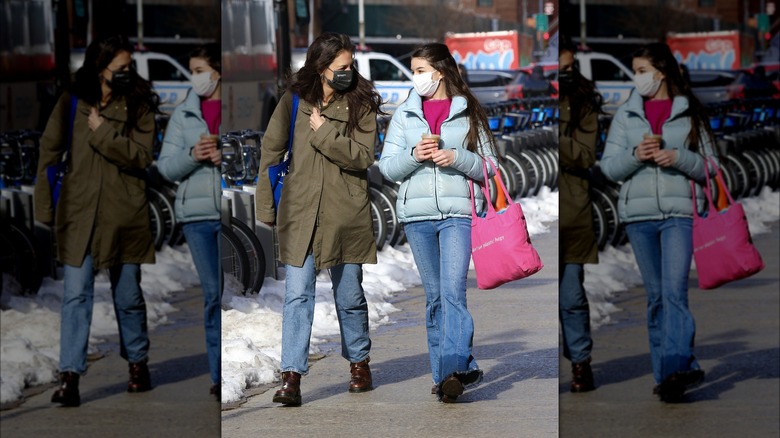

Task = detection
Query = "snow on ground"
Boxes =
[0,244,199,405]
[219,187,561,404]
[2,187,777,406]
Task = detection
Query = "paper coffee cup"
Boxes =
[421,133,440,142]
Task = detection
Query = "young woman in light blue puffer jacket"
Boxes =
[600,43,717,403]
[157,44,222,399]
[379,43,497,403]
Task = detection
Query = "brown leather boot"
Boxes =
[349,357,373,393]
[51,372,80,407]
[128,359,152,393]
[273,371,302,406]
[571,358,595,393]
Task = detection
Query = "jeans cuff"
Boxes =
[280,367,307,376]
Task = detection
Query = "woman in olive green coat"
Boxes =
[558,37,601,394]
[34,35,159,407]
[256,33,382,406]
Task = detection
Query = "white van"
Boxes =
[575,51,635,112]
[70,50,192,114]
[292,49,413,111]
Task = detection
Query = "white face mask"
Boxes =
[633,71,662,97]
[191,71,219,97]
[413,71,440,97]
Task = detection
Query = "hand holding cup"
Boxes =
[415,133,440,162]
[193,133,219,162]
[635,133,662,161]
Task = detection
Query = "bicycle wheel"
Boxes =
[160,183,185,246]
[591,199,608,251]
[518,150,543,197]
[370,198,387,251]
[370,185,398,249]
[504,152,530,198]
[148,197,165,250]
[0,220,42,295]
[221,224,250,294]
[725,154,749,199]
[500,158,519,199]
[381,183,406,246]
[228,217,266,294]
[741,151,765,197]
[147,187,176,248]
[591,188,619,249]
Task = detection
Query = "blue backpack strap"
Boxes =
[286,94,299,154]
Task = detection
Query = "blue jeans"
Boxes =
[280,254,370,375]
[60,254,149,374]
[404,218,479,385]
[559,263,592,364]
[625,218,700,384]
[182,220,222,385]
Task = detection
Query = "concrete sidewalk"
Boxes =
[559,221,780,437]
[221,225,560,437]
[0,286,220,437]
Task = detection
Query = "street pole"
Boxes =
[308,0,314,46]
[580,0,586,49]
[358,0,365,50]
[137,0,144,50]
[275,0,291,95]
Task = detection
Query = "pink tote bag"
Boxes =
[469,159,543,290]
[691,157,764,289]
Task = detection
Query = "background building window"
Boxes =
[477,0,493,7]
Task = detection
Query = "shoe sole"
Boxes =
[440,378,464,398]
[348,385,373,393]
[570,384,595,393]
[272,394,302,406]
[127,386,152,393]
[51,396,80,407]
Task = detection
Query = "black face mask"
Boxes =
[325,68,354,92]
[107,70,134,93]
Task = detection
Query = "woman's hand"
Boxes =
[430,149,455,167]
[192,135,217,162]
[209,146,222,166]
[652,149,677,167]
[309,107,326,131]
[88,107,104,131]
[414,138,438,162]
[634,137,661,161]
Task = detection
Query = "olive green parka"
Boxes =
[34,93,155,269]
[256,92,377,269]
[559,95,599,264]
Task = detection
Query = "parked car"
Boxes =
[727,64,780,100]
[464,69,519,104]
[686,69,738,104]
[506,66,559,100]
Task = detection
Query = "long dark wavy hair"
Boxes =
[71,35,159,136]
[189,42,221,72]
[632,43,713,153]
[288,32,384,135]
[411,43,497,156]
[559,35,603,137]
